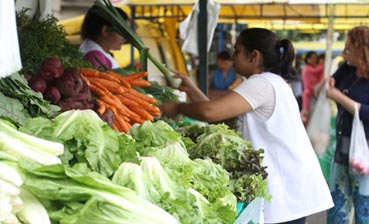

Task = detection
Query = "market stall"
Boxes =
[0,1,268,223]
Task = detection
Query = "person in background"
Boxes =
[209,50,242,101]
[160,27,333,224]
[210,50,237,90]
[325,25,369,224]
[300,51,324,126]
[80,5,129,70]
[291,54,303,110]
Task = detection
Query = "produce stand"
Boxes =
[0,2,269,223]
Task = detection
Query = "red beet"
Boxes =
[44,86,61,104]
[54,68,84,98]
[37,64,62,82]
[29,76,47,93]
[42,57,64,78]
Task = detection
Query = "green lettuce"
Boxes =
[181,123,270,203]
[20,110,137,177]
[19,161,178,224]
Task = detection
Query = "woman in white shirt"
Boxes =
[160,28,334,224]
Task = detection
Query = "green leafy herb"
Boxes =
[0,73,60,119]
[16,9,91,75]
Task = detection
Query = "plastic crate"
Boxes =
[234,198,263,224]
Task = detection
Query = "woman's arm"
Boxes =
[161,91,252,123]
[326,77,359,115]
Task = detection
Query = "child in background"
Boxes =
[300,51,324,126]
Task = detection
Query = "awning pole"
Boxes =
[198,0,208,96]
[324,5,335,77]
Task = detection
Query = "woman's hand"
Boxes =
[160,102,179,118]
[325,77,341,101]
[300,110,310,127]
[171,71,209,102]
[172,72,196,93]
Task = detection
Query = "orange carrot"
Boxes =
[117,94,139,107]
[80,68,101,77]
[89,77,125,94]
[123,87,157,104]
[129,79,151,87]
[128,114,147,124]
[80,74,91,86]
[123,92,151,108]
[121,71,148,82]
[128,105,154,121]
[96,99,106,115]
[89,84,108,97]
[105,71,131,88]
[100,95,126,112]
[144,105,161,116]
[100,72,121,83]
[115,115,131,133]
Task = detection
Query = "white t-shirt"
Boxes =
[234,74,275,121]
[233,72,333,223]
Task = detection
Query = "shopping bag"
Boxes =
[306,85,331,155]
[349,103,369,175]
[179,0,220,56]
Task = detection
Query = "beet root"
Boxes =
[29,76,47,94]
[54,68,84,98]
[44,86,61,104]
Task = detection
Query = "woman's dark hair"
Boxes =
[304,51,317,64]
[238,28,296,81]
[81,5,128,41]
[217,50,232,60]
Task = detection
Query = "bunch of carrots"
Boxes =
[79,68,160,133]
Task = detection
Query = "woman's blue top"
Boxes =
[333,61,369,138]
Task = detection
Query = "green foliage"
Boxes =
[16,9,91,75]
[0,72,60,119]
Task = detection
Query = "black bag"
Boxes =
[335,136,351,166]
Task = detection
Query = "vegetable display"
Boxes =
[18,114,240,223]
[19,161,179,224]
[175,121,270,203]
[80,68,160,133]
[16,9,91,76]
[29,58,96,112]
[20,110,136,178]
[0,72,60,122]
[0,119,63,165]
[0,4,269,223]
[0,161,24,223]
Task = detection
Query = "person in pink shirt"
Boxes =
[80,5,129,70]
[300,51,324,126]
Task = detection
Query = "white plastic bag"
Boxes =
[179,0,220,56]
[306,85,331,155]
[349,103,369,175]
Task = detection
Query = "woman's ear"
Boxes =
[251,50,264,67]
[101,25,109,37]
[249,50,259,62]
